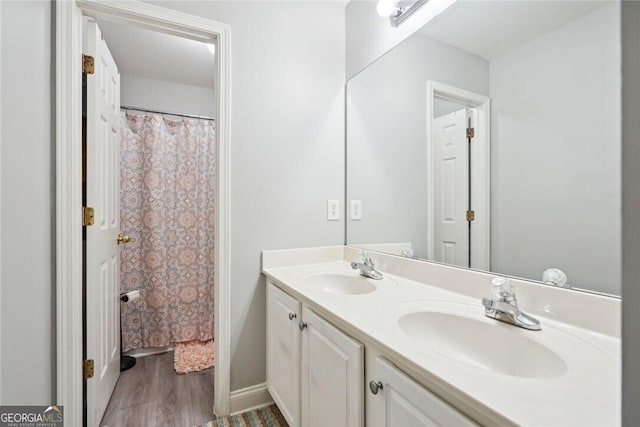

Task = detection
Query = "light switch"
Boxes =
[350,200,362,220]
[327,200,339,221]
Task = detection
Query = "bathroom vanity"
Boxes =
[262,246,620,427]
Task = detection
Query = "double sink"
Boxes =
[262,247,620,425]
[301,270,582,380]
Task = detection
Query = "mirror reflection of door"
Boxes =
[428,85,489,271]
[433,107,471,268]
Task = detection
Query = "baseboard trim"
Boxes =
[229,382,273,415]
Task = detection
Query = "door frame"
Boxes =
[426,81,490,270]
[56,1,232,425]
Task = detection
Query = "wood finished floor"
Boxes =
[100,351,214,427]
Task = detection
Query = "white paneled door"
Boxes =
[433,108,470,268]
[85,19,121,427]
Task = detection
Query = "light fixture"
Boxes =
[207,43,216,55]
[376,0,428,27]
[376,0,397,18]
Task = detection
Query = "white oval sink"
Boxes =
[303,273,377,295]
[398,311,567,379]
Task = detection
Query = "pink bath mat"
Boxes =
[174,339,215,374]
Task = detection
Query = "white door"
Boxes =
[369,358,477,427]
[301,307,363,427]
[85,18,121,427]
[266,283,302,427]
[433,109,470,268]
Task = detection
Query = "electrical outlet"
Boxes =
[350,200,362,220]
[327,200,339,221]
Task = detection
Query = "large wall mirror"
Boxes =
[346,0,621,296]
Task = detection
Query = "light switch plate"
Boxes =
[350,200,362,220]
[327,199,339,221]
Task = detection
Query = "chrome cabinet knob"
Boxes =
[369,380,383,395]
[288,312,297,320]
[298,321,307,331]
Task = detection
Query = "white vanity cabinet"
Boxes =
[266,282,364,427]
[266,282,302,426]
[366,357,477,427]
[267,281,471,427]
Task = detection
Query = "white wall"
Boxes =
[0,0,54,404]
[120,74,216,118]
[146,1,346,392]
[345,0,456,79]
[489,3,621,294]
[347,34,488,257]
[0,0,344,405]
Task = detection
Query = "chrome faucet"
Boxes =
[351,251,383,280]
[481,277,541,331]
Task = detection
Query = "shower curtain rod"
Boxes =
[120,105,216,121]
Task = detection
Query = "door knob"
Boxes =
[117,234,131,244]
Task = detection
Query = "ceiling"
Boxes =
[97,19,215,89]
[96,1,612,86]
[419,0,613,60]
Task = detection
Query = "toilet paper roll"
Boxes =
[121,290,140,303]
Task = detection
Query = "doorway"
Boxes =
[56,2,231,426]
[82,16,219,425]
[426,81,490,271]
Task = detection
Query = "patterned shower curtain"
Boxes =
[119,112,215,352]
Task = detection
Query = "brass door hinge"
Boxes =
[82,54,94,74]
[466,127,475,139]
[83,206,95,226]
[466,210,475,221]
[83,359,94,379]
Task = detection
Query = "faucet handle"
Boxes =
[365,255,375,266]
[358,251,373,265]
[542,268,569,288]
[491,277,516,303]
[400,247,414,258]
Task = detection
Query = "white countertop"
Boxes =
[262,246,620,427]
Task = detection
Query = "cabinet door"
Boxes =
[301,307,364,427]
[267,282,302,427]
[369,358,477,427]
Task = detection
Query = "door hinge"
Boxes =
[466,127,475,139]
[466,210,475,221]
[83,206,95,226]
[82,54,94,74]
[83,359,95,379]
